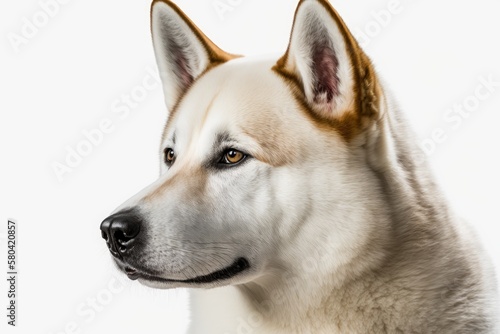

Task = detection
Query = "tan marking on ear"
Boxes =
[151,0,240,64]
[151,0,242,142]
[274,0,382,142]
[271,68,362,141]
[142,165,208,203]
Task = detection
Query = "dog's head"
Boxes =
[101,0,386,289]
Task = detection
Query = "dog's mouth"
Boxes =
[124,257,250,284]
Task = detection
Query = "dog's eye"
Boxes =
[164,148,175,165]
[220,149,246,165]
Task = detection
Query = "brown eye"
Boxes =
[164,148,175,165]
[222,149,246,165]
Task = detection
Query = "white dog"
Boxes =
[100,0,499,332]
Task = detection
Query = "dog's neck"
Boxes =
[188,92,463,334]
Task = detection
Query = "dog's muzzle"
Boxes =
[100,208,252,285]
[100,209,142,259]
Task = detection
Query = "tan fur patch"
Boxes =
[143,166,208,203]
[240,123,298,167]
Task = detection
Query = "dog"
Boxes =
[100,0,499,332]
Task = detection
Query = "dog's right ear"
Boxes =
[151,0,236,111]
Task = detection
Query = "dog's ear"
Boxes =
[151,0,236,111]
[275,0,381,140]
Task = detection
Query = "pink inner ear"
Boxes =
[174,49,194,89]
[312,46,339,105]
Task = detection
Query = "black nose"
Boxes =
[100,209,142,258]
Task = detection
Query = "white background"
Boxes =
[1,0,499,333]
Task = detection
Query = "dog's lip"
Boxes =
[124,257,250,284]
[124,267,140,280]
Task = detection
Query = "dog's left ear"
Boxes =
[151,0,236,112]
[275,0,381,139]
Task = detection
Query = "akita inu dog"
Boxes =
[100,0,499,332]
